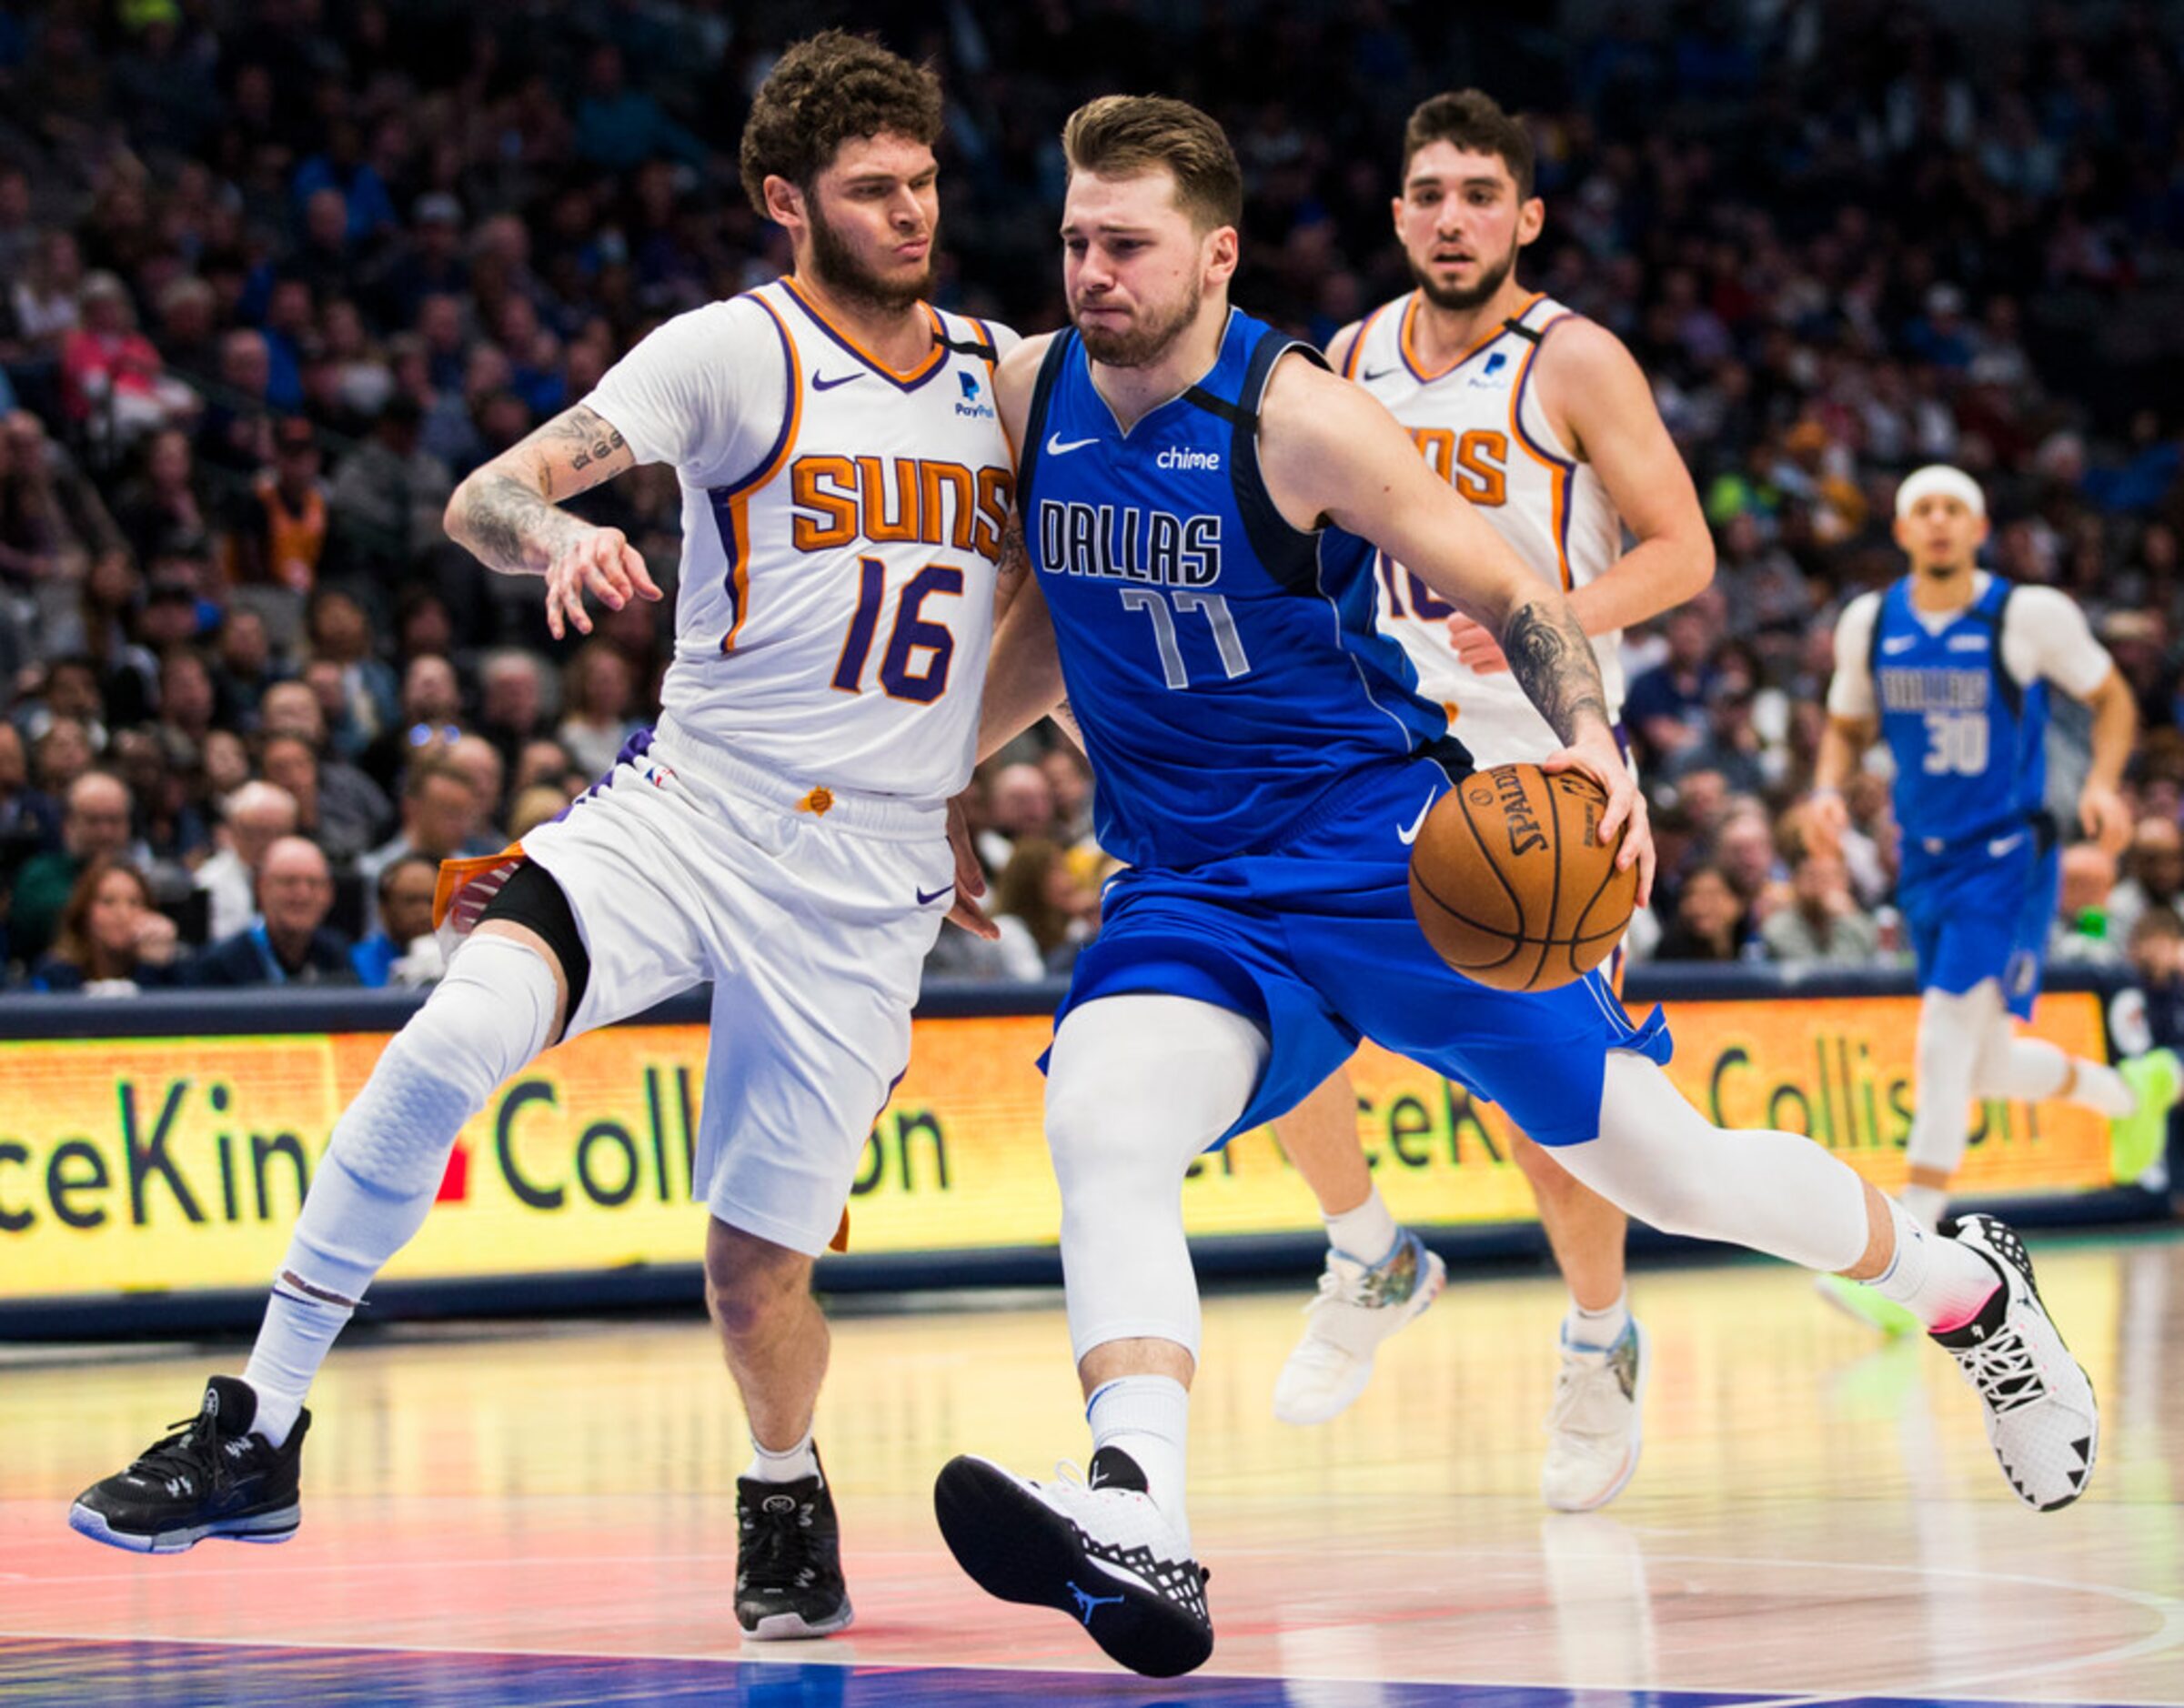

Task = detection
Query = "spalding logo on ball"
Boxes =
[1407,762,1637,993]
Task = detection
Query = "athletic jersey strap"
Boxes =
[1230,336,1327,597]
[1018,330,1078,506]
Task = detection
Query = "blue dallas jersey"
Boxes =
[1022,309,1457,869]
[1871,574,2048,849]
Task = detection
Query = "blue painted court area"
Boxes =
[0,1643,2152,1708]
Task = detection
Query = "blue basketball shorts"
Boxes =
[1052,753,1673,1147]
[1897,825,2058,1021]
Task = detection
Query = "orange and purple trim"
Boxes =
[780,276,950,392]
[708,291,803,653]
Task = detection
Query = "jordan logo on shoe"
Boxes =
[1067,1580,1125,1626]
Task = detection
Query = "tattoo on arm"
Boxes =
[998,512,1030,581]
[448,405,624,574]
[1501,599,1610,745]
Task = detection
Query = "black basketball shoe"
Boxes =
[933,1446,1213,1678]
[69,1376,307,1553]
[735,1450,853,1639]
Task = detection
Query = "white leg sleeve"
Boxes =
[1551,1051,1871,1273]
[280,935,559,1301]
[1906,983,1992,1181]
[1968,1005,2135,1116]
[1044,995,1268,1366]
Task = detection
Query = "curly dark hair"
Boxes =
[1402,89,1535,197]
[738,30,943,215]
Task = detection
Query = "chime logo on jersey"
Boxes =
[1037,498,1223,586]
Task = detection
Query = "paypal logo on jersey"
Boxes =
[954,370,996,420]
[1038,497,1223,585]
[1468,350,1513,389]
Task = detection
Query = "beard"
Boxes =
[1410,234,1519,312]
[806,196,933,315]
[1072,278,1203,369]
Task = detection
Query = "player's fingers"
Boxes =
[622,544,664,601]
[947,893,1001,940]
[584,544,629,610]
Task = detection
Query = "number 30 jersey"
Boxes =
[1343,292,1625,762]
[584,277,1017,805]
[1021,309,1452,870]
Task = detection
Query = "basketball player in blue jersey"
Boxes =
[1264,91,1714,1516]
[1810,465,2176,1334]
[932,96,2100,1680]
[72,34,1012,1644]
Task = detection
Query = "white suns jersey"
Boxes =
[1343,291,1625,764]
[584,277,1017,805]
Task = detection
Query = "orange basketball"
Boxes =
[1406,763,1637,992]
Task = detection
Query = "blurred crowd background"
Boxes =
[1,0,2183,1003]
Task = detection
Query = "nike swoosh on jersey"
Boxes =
[1046,433,1100,456]
[1987,831,2026,858]
[1397,790,1438,845]
[811,371,864,391]
[1880,635,1918,654]
[1361,366,1395,382]
[916,882,955,906]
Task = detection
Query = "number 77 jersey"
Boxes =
[587,277,1017,805]
[1022,309,1452,869]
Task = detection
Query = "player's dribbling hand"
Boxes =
[943,793,1000,939]
[2079,784,2131,858]
[1545,728,1654,907]
[543,525,662,640]
[1444,613,1509,674]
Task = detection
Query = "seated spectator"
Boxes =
[1667,680,1771,798]
[2051,842,2125,967]
[1624,606,1721,769]
[110,427,207,568]
[2107,818,2184,949]
[31,857,183,992]
[508,783,570,841]
[361,653,464,792]
[351,852,444,988]
[1713,805,1783,908]
[257,679,391,863]
[991,838,1098,977]
[190,835,357,985]
[358,758,492,930]
[10,769,141,966]
[977,761,1057,873]
[307,587,398,746]
[228,415,329,592]
[1042,746,1097,847]
[446,734,508,841]
[0,722,61,883]
[60,270,193,445]
[327,392,452,574]
[478,648,553,770]
[30,716,97,798]
[1655,864,1752,961]
[556,639,639,778]
[1761,849,1881,966]
[194,779,299,943]
[195,328,276,476]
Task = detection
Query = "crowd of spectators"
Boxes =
[0,0,2180,998]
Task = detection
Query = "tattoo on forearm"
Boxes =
[545,406,626,477]
[454,472,585,576]
[998,512,1030,580]
[1501,600,1610,744]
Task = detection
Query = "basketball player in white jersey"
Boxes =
[1267,91,1713,1515]
[71,33,1015,1643]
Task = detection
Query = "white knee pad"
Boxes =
[1045,996,1267,1366]
[286,936,559,1301]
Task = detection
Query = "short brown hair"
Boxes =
[738,30,942,213]
[1402,90,1535,197]
[1062,95,1243,233]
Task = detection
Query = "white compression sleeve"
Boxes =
[1552,1051,1872,1273]
[279,935,560,1299]
[1968,1005,2135,1116]
[1906,982,1992,1181]
[1044,994,1268,1366]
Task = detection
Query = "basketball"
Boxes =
[1407,763,1638,992]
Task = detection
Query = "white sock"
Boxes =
[1325,1184,1399,1267]
[241,1279,355,1448]
[2063,1058,2136,1118]
[1563,1289,1630,1352]
[1867,1198,2000,1331]
[1087,1374,1191,1550]
[745,1429,820,1484]
[1898,1183,1947,1233]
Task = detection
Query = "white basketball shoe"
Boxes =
[1540,1318,1647,1512]
[933,1448,1212,1678]
[1273,1228,1446,1425]
[1933,1214,2098,1511]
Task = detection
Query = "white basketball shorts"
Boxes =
[514,716,956,1255]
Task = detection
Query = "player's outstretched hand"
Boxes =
[1545,730,1654,907]
[543,526,662,640]
[1804,789,1849,858]
[1444,613,1509,674]
[943,794,1000,939]
[2079,783,2131,857]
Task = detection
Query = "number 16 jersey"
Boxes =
[584,277,1017,806]
[1022,309,1453,871]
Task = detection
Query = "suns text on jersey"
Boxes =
[789,456,1013,563]
[1036,498,1222,586]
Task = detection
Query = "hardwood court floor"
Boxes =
[5,1233,2182,1705]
